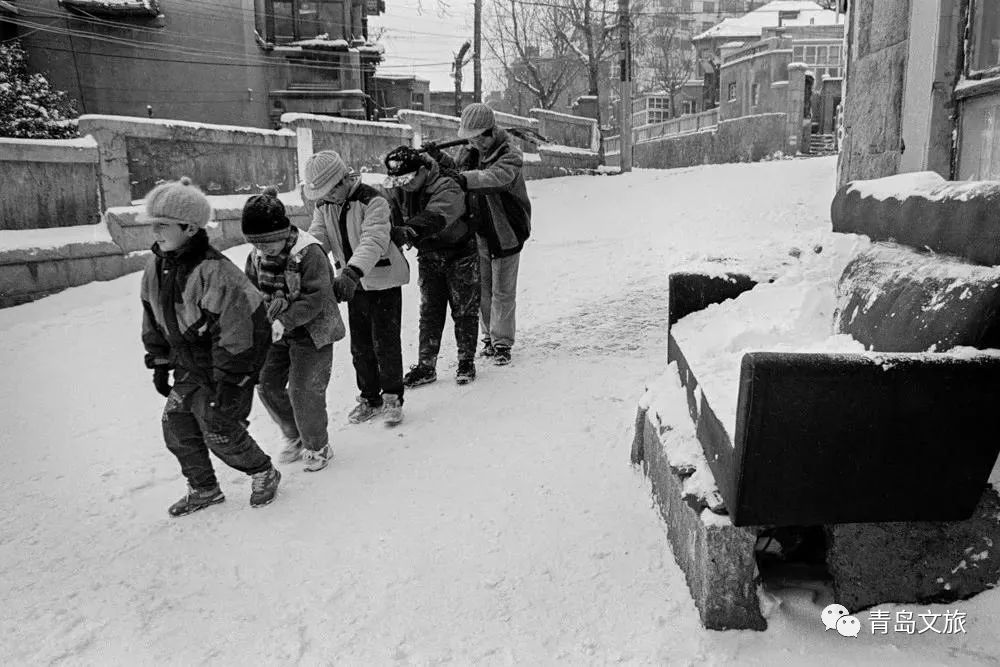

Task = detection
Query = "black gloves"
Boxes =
[390,225,418,247]
[211,381,243,411]
[333,265,363,302]
[423,141,443,161]
[152,366,172,397]
[441,167,467,190]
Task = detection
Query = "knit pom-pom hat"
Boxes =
[137,176,212,229]
[241,186,291,243]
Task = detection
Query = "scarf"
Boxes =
[256,227,298,298]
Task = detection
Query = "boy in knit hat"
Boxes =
[242,187,344,472]
[139,177,281,516]
[380,146,477,387]
[303,150,410,427]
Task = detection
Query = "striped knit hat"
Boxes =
[241,187,291,243]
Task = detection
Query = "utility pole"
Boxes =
[454,41,472,116]
[618,0,633,172]
[473,0,483,102]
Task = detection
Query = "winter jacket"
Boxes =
[307,180,409,291]
[382,160,470,256]
[141,230,270,388]
[245,230,346,349]
[441,128,532,259]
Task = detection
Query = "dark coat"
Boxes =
[442,128,531,258]
[141,230,270,387]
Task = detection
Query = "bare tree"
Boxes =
[484,0,582,111]
[638,24,695,118]
[549,0,649,151]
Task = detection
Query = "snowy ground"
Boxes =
[2,156,998,665]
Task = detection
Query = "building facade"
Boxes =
[373,74,430,118]
[837,0,1000,185]
[2,0,384,128]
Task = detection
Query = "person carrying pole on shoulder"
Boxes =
[425,103,531,366]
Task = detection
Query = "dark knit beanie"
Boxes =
[242,187,291,243]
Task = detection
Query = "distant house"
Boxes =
[2,0,386,128]
[373,74,430,118]
[427,90,475,117]
[632,81,706,127]
[839,0,1000,185]
[692,1,842,60]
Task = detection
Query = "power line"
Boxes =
[6,17,454,72]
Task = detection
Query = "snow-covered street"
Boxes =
[3,156,998,665]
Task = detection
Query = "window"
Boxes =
[969,0,1000,73]
[805,45,817,63]
[827,67,840,78]
[727,82,737,101]
[830,44,842,66]
[702,1,715,14]
[701,21,715,33]
[263,0,345,44]
[793,45,804,61]
[751,82,759,105]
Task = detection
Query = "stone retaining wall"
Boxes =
[2,111,599,307]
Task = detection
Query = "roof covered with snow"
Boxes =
[693,1,840,42]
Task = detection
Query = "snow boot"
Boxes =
[302,444,333,473]
[250,466,281,508]
[456,359,476,385]
[403,362,437,388]
[278,437,303,464]
[479,338,495,358]
[493,346,511,366]
[168,485,225,517]
[348,396,382,424]
[382,393,404,427]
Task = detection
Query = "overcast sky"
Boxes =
[370,0,502,92]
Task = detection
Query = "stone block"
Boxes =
[0,263,34,298]
[640,406,767,631]
[63,257,98,287]
[867,0,910,54]
[827,486,1000,612]
[31,260,70,293]
[93,254,127,282]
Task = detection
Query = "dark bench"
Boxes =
[633,172,1000,630]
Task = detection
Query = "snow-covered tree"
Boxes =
[0,41,79,139]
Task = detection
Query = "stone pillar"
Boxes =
[77,115,133,209]
[786,64,808,155]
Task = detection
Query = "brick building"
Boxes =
[1,0,385,128]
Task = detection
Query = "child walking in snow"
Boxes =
[303,150,410,427]
[140,177,281,516]
[242,187,345,472]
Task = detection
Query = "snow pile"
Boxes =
[847,170,1000,203]
[0,222,114,253]
[670,232,871,435]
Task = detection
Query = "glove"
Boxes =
[333,266,362,303]
[152,366,172,398]
[441,167,468,190]
[423,141,443,161]
[390,225,418,247]
[208,381,247,422]
[271,319,285,343]
[266,296,289,321]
